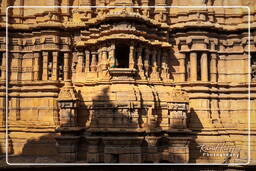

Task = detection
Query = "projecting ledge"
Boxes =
[109,68,137,83]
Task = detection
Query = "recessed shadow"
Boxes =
[188,108,205,163]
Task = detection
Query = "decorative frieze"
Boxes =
[1,0,254,164]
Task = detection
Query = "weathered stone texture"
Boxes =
[0,0,255,164]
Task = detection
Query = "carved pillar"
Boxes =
[151,49,157,72]
[42,52,48,80]
[179,53,186,82]
[97,46,102,71]
[85,50,90,72]
[52,51,58,80]
[144,48,150,78]
[201,52,208,81]
[63,52,70,80]
[101,47,108,71]
[33,52,40,80]
[17,54,22,81]
[150,49,160,80]
[190,52,197,81]
[57,81,78,127]
[129,42,135,69]
[157,50,161,73]
[210,53,217,82]
[109,42,115,68]
[137,47,145,79]
[1,52,6,80]
[161,50,169,79]
[76,52,84,73]
[91,52,97,72]
[56,80,80,162]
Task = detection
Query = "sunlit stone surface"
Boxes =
[0,0,256,164]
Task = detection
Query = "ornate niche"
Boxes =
[74,17,172,82]
[55,80,81,162]
[167,86,190,131]
[57,80,78,127]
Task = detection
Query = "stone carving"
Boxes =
[1,0,254,164]
[57,80,78,127]
[56,80,80,162]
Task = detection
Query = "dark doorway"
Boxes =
[111,154,119,163]
[115,43,129,68]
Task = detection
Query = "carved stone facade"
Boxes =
[0,0,256,164]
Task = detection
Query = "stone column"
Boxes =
[52,51,58,80]
[210,53,217,82]
[85,50,90,72]
[1,52,6,80]
[42,51,49,80]
[150,49,160,80]
[161,50,169,79]
[17,54,22,81]
[201,52,208,81]
[151,49,157,72]
[137,47,146,79]
[76,52,84,73]
[97,46,102,71]
[157,50,161,73]
[109,43,115,68]
[137,47,143,70]
[129,42,135,69]
[101,47,108,70]
[91,52,97,72]
[179,53,186,82]
[144,48,150,78]
[64,52,70,80]
[33,52,40,80]
[190,52,197,81]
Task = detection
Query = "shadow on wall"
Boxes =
[75,85,192,163]
[168,48,179,81]
[188,107,205,163]
[7,133,59,164]
[5,85,205,164]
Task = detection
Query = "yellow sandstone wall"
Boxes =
[0,0,255,164]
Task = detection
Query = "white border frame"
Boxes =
[5,5,251,166]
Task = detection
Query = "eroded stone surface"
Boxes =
[0,0,255,164]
